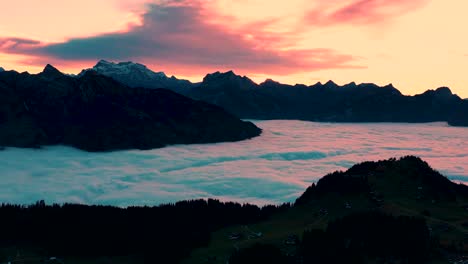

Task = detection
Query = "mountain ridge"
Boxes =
[0,61,463,98]
[74,60,468,127]
[2,61,467,126]
[76,60,451,97]
[0,64,261,151]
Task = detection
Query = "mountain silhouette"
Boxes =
[83,61,468,126]
[296,156,468,205]
[0,65,261,151]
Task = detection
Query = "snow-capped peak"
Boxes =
[77,60,193,89]
[89,60,167,78]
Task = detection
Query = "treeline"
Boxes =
[230,212,433,264]
[0,199,290,263]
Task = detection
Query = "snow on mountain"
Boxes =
[92,60,166,78]
[79,60,192,90]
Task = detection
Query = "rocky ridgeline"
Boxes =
[81,60,468,126]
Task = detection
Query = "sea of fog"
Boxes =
[0,120,467,206]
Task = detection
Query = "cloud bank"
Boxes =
[0,120,466,207]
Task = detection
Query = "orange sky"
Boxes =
[0,0,467,98]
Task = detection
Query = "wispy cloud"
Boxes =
[0,38,40,50]
[0,0,361,75]
[306,0,429,26]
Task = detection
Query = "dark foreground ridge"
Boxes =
[0,156,466,263]
[296,155,468,205]
[191,156,468,263]
[0,65,261,151]
[82,60,468,127]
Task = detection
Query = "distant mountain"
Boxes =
[0,65,261,151]
[79,60,193,91]
[0,67,4,72]
[86,61,468,126]
[193,73,467,125]
[188,71,284,118]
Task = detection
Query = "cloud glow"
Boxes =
[0,0,468,97]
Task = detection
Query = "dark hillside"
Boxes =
[0,66,261,151]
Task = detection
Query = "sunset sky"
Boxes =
[1,0,467,98]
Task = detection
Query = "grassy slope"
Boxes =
[184,163,468,264]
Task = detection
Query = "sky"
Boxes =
[0,0,467,98]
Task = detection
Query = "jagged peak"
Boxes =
[202,70,258,89]
[116,61,148,69]
[382,83,402,95]
[358,82,380,88]
[215,70,241,76]
[323,80,338,88]
[204,70,242,80]
[343,82,357,88]
[216,70,239,78]
[260,78,281,86]
[40,64,63,78]
[435,87,452,95]
[292,84,306,89]
[422,87,454,98]
[94,60,123,69]
[43,64,60,72]
[96,59,112,67]
[79,69,99,77]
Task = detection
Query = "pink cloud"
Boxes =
[0,0,362,75]
[0,38,40,50]
[306,0,429,26]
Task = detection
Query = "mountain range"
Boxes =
[1,60,467,152]
[0,65,260,151]
[80,60,468,127]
